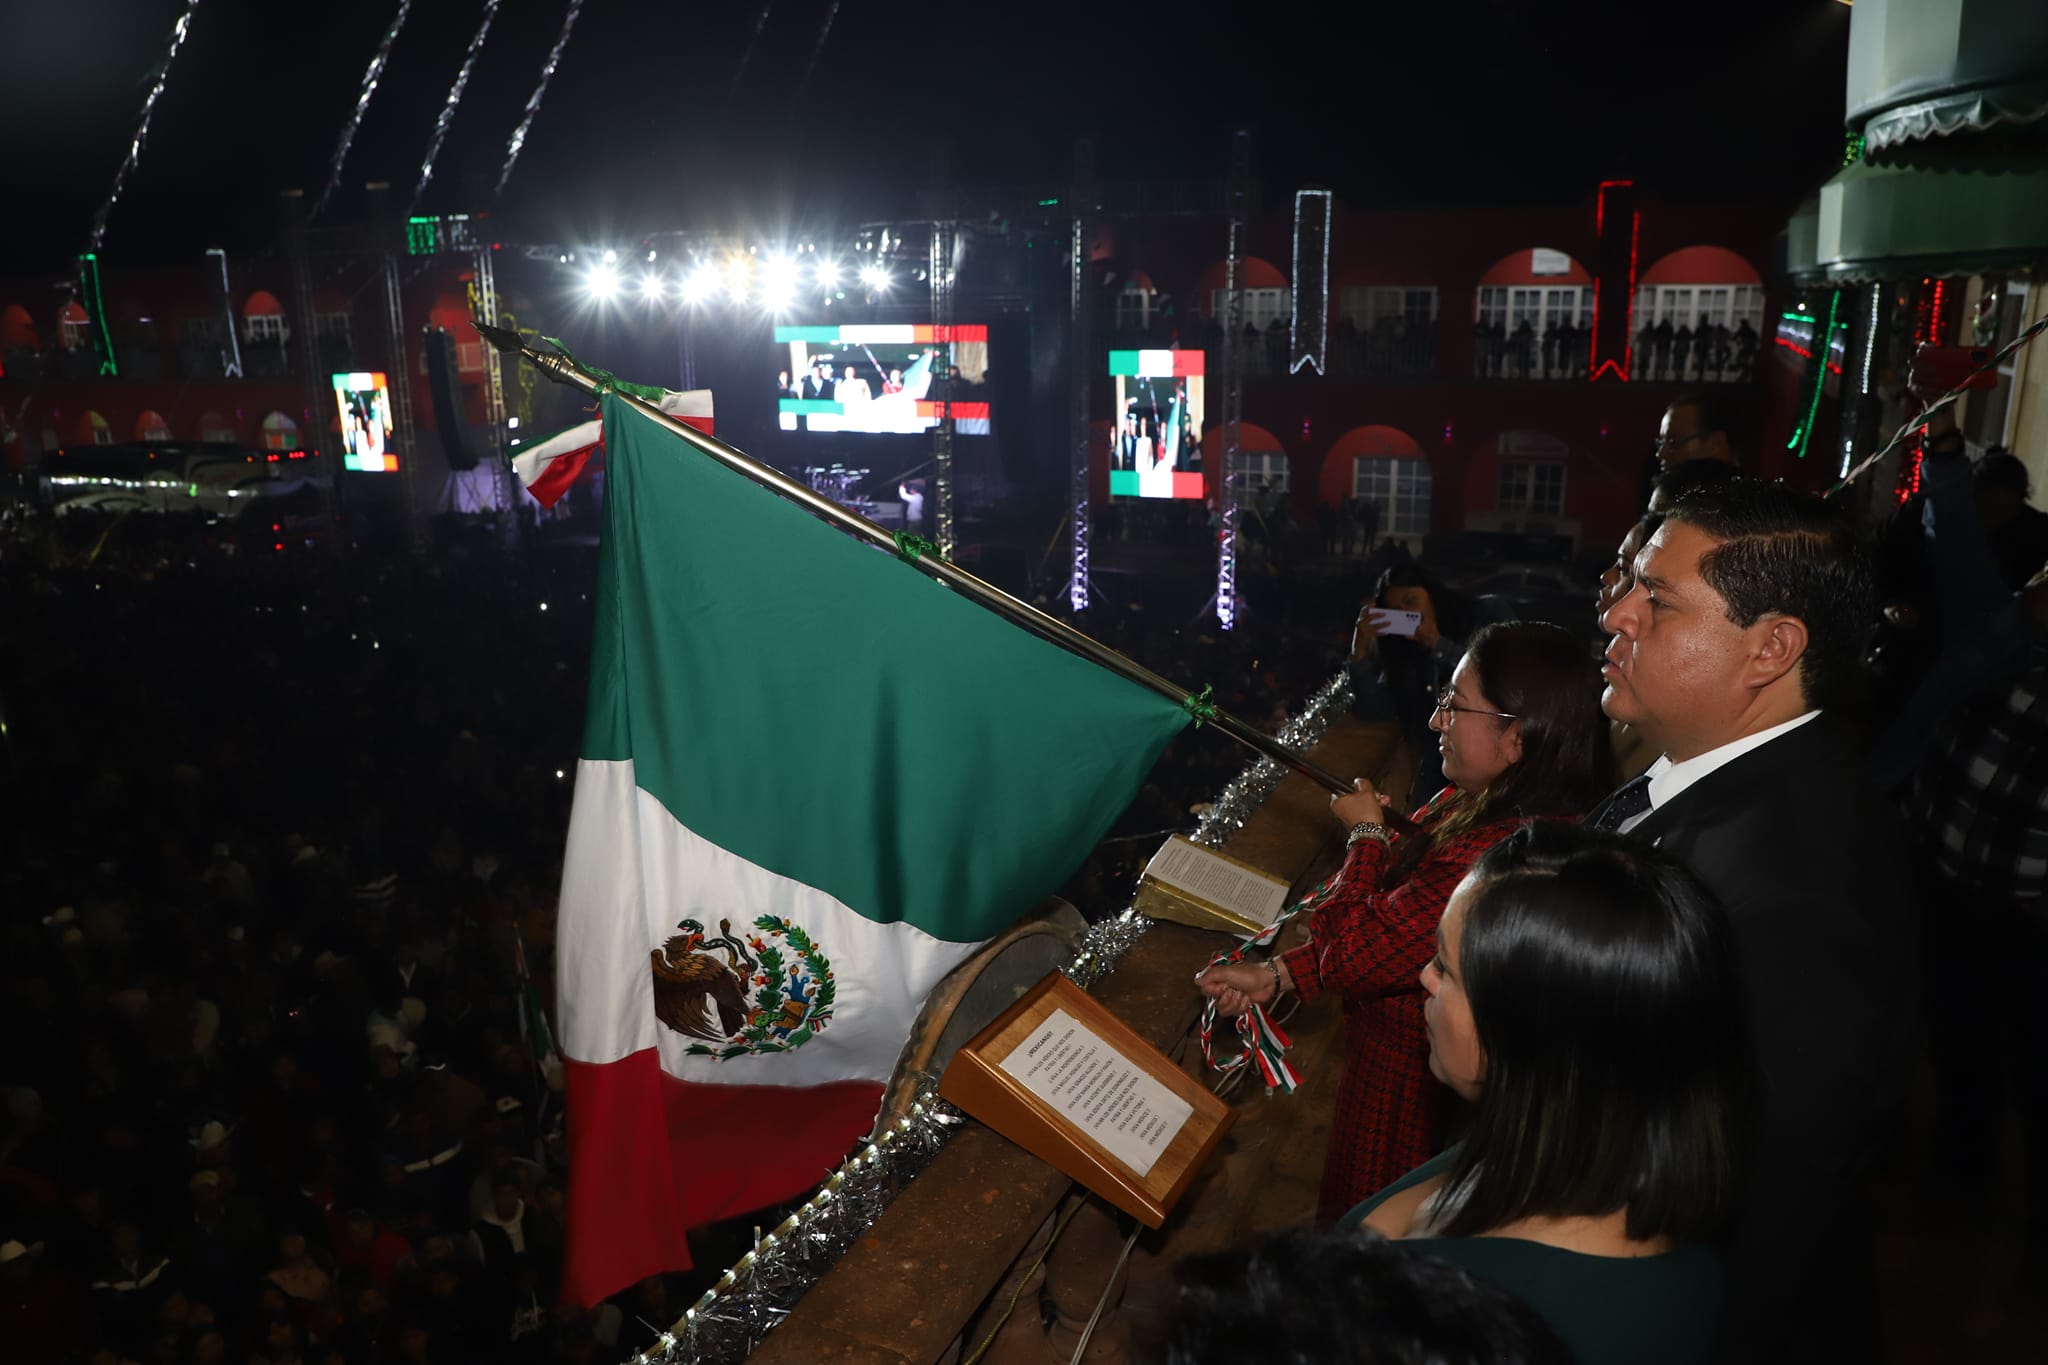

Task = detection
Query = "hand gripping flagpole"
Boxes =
[478,320,1355,796]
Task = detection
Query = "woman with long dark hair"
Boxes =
[1200,622,1611,1219]
[1344,822,1748,1365]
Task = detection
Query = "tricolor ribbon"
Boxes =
[1197,872,1344,1093]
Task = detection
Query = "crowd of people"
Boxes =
[3,375,2044,1365]
[1196,388,2045,1364]
[0,496,1364,1365]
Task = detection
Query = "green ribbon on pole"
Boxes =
[540,335,666,403]
[892,531,941,564]
[1181,684,1219,728]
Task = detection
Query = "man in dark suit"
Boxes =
[1592,478,1916,1364]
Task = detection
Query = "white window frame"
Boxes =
[1634,284,1765,334]
[314,312,353,348]
[1498,460,1566,517]
[1116,284,1157,330]
[245,312,289,345]
[60,317,91,352]
[1342,286,1439,330]
[1212,287,1293,331]
[1350,457,1433,539]
[1232,452,1291,506]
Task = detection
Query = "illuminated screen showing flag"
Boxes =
[332,372,397,472]
[1106,350,1205,500]
[774,324,991,435]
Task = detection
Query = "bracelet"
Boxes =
[1263,957,1283,994]
[1347,821,1390,846]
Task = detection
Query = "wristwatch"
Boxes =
[1347,821,1390,846]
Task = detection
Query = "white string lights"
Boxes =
[313,0,416,219]
[411,0,503,211]
[496,0,586,197]
[86,0,204,253]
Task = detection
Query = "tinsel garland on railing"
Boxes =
[634,669,1355,1364]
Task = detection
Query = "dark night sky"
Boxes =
[0,0,1855,271]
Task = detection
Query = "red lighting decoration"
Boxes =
[1773,334,1844,376]
[1586,182,1637,380]
[1622,210,1640,378]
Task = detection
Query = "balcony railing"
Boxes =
[1630,327,1759,384]
[1470,325,1591,380]
[1329,323,1438,379]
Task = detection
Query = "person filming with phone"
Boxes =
[1348,564,1486,808]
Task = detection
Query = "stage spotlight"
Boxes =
[725,255,753,300]
[602,248,618,264]
[813,260,840,289]
[682,263,720,304]
[586,263,621,301]
[760,255,799,311]
[860,263,891,292]
[639,274,666,301]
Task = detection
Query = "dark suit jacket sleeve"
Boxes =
[1654,755,1917,1360]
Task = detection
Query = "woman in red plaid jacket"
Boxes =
[1201,621,1613,1220]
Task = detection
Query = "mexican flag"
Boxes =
[511,388,713,508]
[556,393,1189,1306]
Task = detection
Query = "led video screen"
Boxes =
[775,325,990,435]
[332,372,397,472]
[1108,350,1204,499]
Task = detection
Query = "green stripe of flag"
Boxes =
[584,394,1188,941]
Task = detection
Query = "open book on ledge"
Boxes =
[1133,835,1293,936]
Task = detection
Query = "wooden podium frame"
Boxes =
[938,971,1233,1228]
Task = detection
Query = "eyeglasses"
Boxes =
[1653,431,1711,454]
[1433,686,1518,724]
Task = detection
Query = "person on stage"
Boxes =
[1198,622,1611,1219]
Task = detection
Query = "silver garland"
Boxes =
[634,671,1354,1364]
[87,0,204,253]
[495,0,585,198]
[1190,670,1354,850]
[313,0,415,219]
[410,0,502,211]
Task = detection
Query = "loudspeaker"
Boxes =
[423,327,476,470]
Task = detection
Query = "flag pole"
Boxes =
[479,321,1359,798]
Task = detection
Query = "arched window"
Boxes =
[2,303,40,351]
[261,411,301,452]
[1473,249,1595,379]
[1117,272,1160,330]
[1631,246,1766,383]
[133,410,173,442]
[58,301,91,352]
[1494,431,1569,517]
[1324,426,1432,541]
[244,290,289,345]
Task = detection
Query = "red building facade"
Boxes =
[1086,184,1796,555]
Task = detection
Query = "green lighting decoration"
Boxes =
[1843,132,1865,167]
[406,217,439,256]
[77,253,118,378]
[1786,290,1843,458]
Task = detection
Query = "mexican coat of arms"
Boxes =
[651,916,836,1060]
